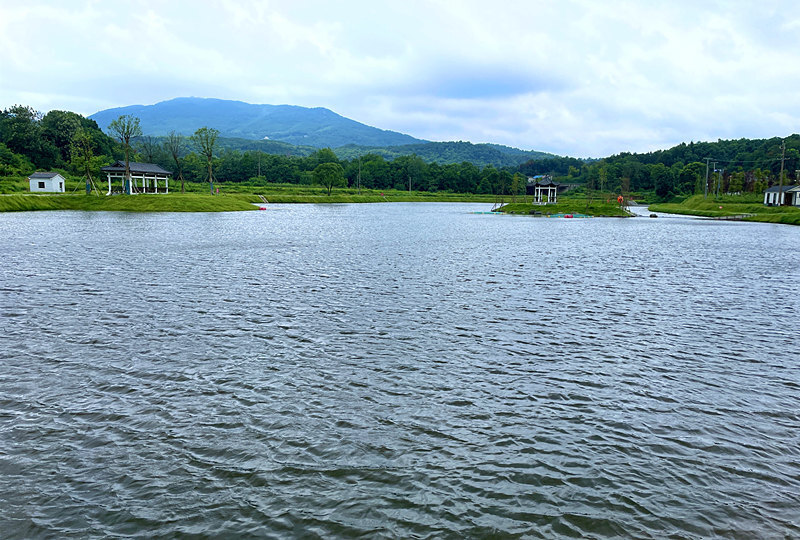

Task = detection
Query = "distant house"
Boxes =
[764,184,800,206]
[28,172,66,193]
[526,175,560,204]
[101,161,172,195]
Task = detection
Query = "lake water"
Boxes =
[1,203,799,538]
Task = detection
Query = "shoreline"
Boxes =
[0,193,500,213]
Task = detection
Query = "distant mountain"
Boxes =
[89,97,426,148]
[332,141,557,168]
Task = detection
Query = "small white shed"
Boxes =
[28,172,66,193]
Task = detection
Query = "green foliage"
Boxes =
[0,105,59,168]
[108,115,142,148]
[70,128,107,190]
[312,162,346,195]
[191,126,220,192]
[309,147,340,168]
[0,106,116,174]
[0,143,34,176]
[335,141,556,168]
[164,131,187,192]
[510,173,525,202]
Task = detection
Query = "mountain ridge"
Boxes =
[89,97,426,148]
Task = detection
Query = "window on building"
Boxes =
[59,182,63,190]
[38,181,45,189]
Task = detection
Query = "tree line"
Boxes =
[2,104,798,198]
[519,136,800,198]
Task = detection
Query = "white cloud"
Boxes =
[2,0,800,156]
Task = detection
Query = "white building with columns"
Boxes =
[101,161,172,195]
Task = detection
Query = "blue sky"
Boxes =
[2,0,800,157]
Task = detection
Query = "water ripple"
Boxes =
[1,204,799,538]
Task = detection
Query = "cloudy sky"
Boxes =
[2,0,799,157]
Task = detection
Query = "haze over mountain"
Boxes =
[90,97,426,148]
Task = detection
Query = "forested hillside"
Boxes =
[333,141,555,168]
[519,136,800,199]
[0,105,116,176]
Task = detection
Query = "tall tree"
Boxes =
[71,128,103,195]
[510,172,526,203]
[108,115,142,194]
[313,162,345,195]
[137,135,159,163]
[191,126,219,194]
[164,131,186,193]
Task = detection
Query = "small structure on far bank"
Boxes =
[101,161,172,195]
[763,184,800,206]
[526,175,559,204]
[28,172,66,193]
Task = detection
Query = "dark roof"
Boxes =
[101,161,172,175]
[526,175,558,187]
[764,184,800,193]
[28,172,61,179]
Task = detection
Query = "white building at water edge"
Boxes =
[28,172,66,192]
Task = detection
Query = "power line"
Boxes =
[702,156,788,166]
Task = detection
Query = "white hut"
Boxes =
[28,172,66,193]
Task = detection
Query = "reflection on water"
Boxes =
[1,204,799,538]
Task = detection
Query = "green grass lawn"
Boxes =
[0,193,259,212]
[650,194,800,225]
[498,198,632,217]
[1,175,501,212]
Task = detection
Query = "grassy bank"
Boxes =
[498,198,632,217]
[251,185,496,203]
[0,179,502,212]
[0,193,259,213]
[650,194,800,226]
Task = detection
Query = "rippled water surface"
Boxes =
[1,203,799,538]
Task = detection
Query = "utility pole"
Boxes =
[778,139,786,206]
[711,162,717,198]
[704,158,711,198]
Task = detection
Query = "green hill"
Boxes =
[89,97,426,148]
